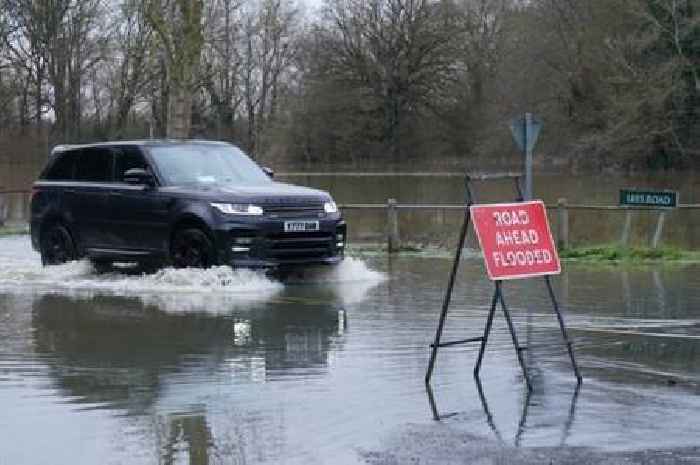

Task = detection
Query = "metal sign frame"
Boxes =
[425,173,581,391]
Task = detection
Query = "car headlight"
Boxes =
[211,203,264,215]
[324,200,338,214]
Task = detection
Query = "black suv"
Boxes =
[30,140,346,270]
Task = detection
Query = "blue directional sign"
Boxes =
[510,114,542,153]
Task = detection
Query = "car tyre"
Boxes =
[90,259,112,274]
[170,227,216,269]
[40,223,77,266]
[137,260,162,274]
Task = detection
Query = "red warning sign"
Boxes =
[470,201,560,280]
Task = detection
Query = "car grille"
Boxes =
[264,232,333,260]
[263,204,325,219]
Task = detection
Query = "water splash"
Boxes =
[278,257,386,305]
[0,236,282,308]
[329,257,386,284]
[280,257,385,285]
[0,236,384,309]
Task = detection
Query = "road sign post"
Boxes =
[619,189,678,249]
[510,113,542,201]
[525,113,533,201]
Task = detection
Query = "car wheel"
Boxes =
[137,260,162,274]
[170,228,216,269]
[40,223,77,266]
[90,259,112,274]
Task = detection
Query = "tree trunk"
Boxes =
[35,64,43,130]
[168,83,193,138]
[19,82,29,130]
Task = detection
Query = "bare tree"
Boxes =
[318,0,460,158]
[108,0,153,136]
[240,0,297,156]
[597,0,699,163]
[2,0,51,131]
[147,0,204,138]
[201,0,244,140]
[0,0,697,170]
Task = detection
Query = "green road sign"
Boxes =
[619,189,678,208]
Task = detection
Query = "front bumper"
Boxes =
[214,218,347,268]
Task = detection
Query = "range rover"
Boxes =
[30,140,346,270]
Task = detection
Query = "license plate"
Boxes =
[284,221,319,232]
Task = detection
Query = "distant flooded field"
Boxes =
[282,173,700,249]
[1,235,700,464]
[3,152,700,248]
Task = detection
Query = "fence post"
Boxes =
[620,210,633,246]
[435,207,445,226]
[557,198,569,250]
[0,192,5,226]
[10,193,27,223]
[387,198,400,253]
[24,192,31,222]
[651,211,666,249]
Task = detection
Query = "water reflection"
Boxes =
[29,292,352,464]
[425,379,581,448]
[157,411,212,465]
[32,293,347,413]
[5,252,700,462]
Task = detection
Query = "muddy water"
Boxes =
[1,235,700,464]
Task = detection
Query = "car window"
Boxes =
[74,148,113,182]
[115,147,148,182]
[149,144,270,186]
[44,150,79,180]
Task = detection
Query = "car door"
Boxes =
[108,146,172,253]
[69,147,114,249]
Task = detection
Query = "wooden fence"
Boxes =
[0,189,29,227]
[339,199,700,252]
[3,188,699,251]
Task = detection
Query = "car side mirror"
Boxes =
[124,168,155,186]
[263,166,274,179]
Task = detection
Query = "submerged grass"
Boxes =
[0,224,29,236]
[347,242,452,258]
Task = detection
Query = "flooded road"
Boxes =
[1,235,700,464]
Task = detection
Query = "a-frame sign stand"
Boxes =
[425,173,581,390]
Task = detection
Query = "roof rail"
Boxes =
[50,144,79,156]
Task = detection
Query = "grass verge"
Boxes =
[559,245,700,262]
[348,242,700,263]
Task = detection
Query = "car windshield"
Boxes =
[149,144,271,186]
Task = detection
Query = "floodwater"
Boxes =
[1,235,700,464]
